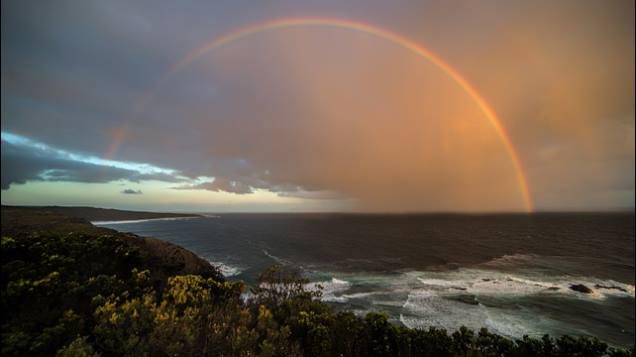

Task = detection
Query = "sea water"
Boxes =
[95,213,635,347]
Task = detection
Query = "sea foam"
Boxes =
[208,261,245,277]
[309,267,634,340]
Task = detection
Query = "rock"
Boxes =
[569,284,593,294]
[546,287,560,291]
[451,295,480,305]
[594,284,627,293]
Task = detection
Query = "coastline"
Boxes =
[0,205,219,281]
[2,205,633,355]
[91,216,200,225]
[1,205,201,223]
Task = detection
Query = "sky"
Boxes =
[1,0,634,213]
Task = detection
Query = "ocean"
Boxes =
[95,213,635,347]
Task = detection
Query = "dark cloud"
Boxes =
[1,140,137,189]
[0,139,186,189]
[121,188,143,195]
[175,178,254,195]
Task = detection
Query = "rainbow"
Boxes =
[119,16,533,212]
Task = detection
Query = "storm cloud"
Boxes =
[1,140,139,189]
[1,0,633,211]
[0,135,187,189]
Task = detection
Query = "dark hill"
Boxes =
[1,205,218,282]
[1,205,199,223]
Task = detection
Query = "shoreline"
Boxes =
[92,216,201,225]
[1,205,201,222]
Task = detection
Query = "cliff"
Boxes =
[1,205,219,282]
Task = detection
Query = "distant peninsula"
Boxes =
[2,205,200,224]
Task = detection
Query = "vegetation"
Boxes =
[1,205,200,225]
[1,209,634,356]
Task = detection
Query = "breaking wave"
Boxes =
[262,249,293,265]
[414,271,634,300]
[92,216,199,225]
[208,261,245,277]
[481,253,537,267]
[306,278,352,302]
[306,267,634,340]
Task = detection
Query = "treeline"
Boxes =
[1,231,633,356]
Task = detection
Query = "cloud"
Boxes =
[1,140,136,189]
[0,134,187,189]
[277,190,347,200]
[174,177,254,194]
[121,188,143,194]
[173,177,346,200]
[1,1,633,211]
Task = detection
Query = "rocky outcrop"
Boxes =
[123,233,221,281]
[594,284,628,293]
[450,294,480,305]
[569,284,593,294]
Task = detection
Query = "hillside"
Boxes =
[1,205,200,224]
[1,206,219,284]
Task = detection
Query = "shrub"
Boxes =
[2,233,633,357]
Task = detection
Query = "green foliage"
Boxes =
[56,336,100,357]
[1,232,142,356]
[2,233,634,357]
